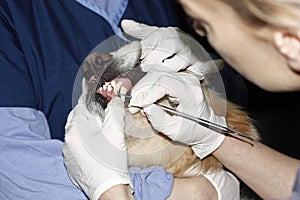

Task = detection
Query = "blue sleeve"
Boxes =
[287,167,300,200]
[0,107,88,200]
[0,0,116,140]
[0,107,173,200]
[129,167,174,200]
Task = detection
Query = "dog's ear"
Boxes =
[273,30,300,72]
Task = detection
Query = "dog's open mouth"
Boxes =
[93,63,145,109]
[81,41,145,114]
[96,77,132,102]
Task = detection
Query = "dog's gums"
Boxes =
[96,78,132,102]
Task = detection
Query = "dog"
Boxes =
[80,40,260,197]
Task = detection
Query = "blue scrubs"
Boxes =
[0,0,192,141]
[0,0,250,199]
[0,1,185,199]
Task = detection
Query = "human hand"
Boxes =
[63,79,132,200]
[121,19,221,78]
[129,71,226,159]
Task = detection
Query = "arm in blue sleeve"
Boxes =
[0,107,174,200]
[288,167,300,200]
[0,107,88,200]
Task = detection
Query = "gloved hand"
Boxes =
[204,169,240,200]
[129,71,226,159]
[63,78,132,200]
[121,19,221,78]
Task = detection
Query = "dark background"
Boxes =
[247,82,300,160]
[241,82,300,200]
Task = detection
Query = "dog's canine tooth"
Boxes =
[107,85,113,92]
[111,80,116,88]
[96,87,102,93]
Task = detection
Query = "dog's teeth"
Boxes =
[107,85,113,92]
[103,85,107,90]
[104,82,110,86]
[110,80,116,88]
[96,87,102,93]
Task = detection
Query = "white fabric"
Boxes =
[129,71,226,159]
[63,79,131,200]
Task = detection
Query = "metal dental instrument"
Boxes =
[155,104,254,144]
[118,93,254,144]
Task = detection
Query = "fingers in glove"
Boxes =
[102,97,127,151]
[187,60,223,80]
[121,19,158,39]
[143,104,180,138]
[138,27,187,66]
[143,104,197,144]
[129,71,201,109]
[142,54,191,73]
[128,73,174,113]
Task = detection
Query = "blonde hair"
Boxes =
[221,0,300,32]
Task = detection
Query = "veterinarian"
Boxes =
[119,0,300,200]
[0,0,247,200]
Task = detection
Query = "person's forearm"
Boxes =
[99,184,135,200]
[213,136,300,199]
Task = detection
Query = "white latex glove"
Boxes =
[63,79,132,200]
[204,169,240,200]
[129,71,226,159]
[121,19,220,77]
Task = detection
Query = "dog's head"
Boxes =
[80,41,145,118]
